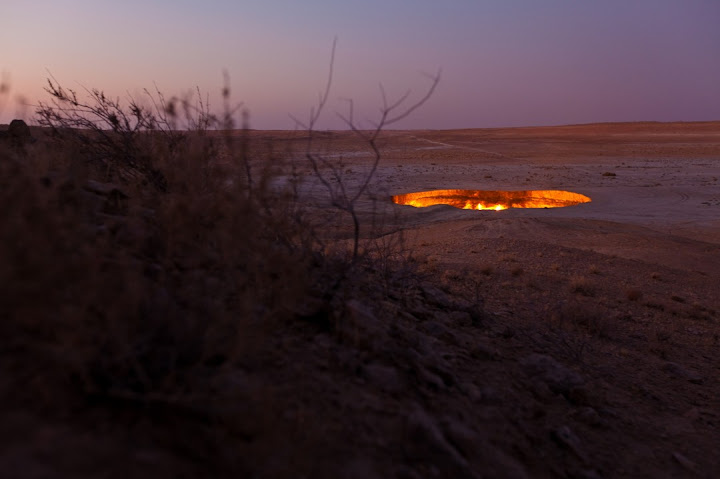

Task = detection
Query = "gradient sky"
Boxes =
[2,0,719,129]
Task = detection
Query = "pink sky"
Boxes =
[2,1,719,129]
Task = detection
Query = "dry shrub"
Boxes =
[0,64,443,474]
[1,65,438,389]
[644,300,666,311]
[626,288,643,301]
[2,113,407,476]
[688,304,715,322]
[570,275,596,297]
[361,230,422,301]
[542,302,617,362]
[0,130,319,411]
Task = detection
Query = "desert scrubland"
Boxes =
[2,120,719,478]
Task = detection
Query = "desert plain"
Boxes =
[282,121,720,477]
[2,121,719,478]
[333,121,720,268]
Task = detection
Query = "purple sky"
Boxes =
[2,0,719,129]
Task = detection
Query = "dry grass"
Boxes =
[0,77,432,474]
[626,288,643,301]
[569,275,596,297]
[540,301,622,363]
[499,253,518,263]
[480,265,494,276]
[1,130,322,409]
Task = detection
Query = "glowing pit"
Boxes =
[392,189,591,211]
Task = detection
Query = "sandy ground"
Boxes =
[4,122,719,478]
[380,124,716,253]
[293,122,720,274]
[287,121,720,477]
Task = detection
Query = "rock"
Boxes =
[672,451,697,472]
[661,362,704,384]
[394,465,422,479]
[528,379,553,402]
[441,419,530,479]
[362,362,403,394]
[571,407,604,428]
[421,352,457,389]
[420,282,451,308]
[472,341,499,361]
[478,385,502,404]
[416,365,447,391]
[408,305,434,321]
[551,425,588,463]
[420,320,458,345]
[462,382,483,402]
[520,354,584,396]
[336,300,388,349]
[420,320,449,337]
[576,469,603,479]
[342,458,382,479]
[84,180,129,215]
[84,179,127,197]
[462,383,502,404]
[441,420,479,459]
[682,407,700,421]
[567,386,591,406]
[2,119,33,147]
[9,119,31,138]
[448,310,473,326]
[404,407,470,474]
[344,299,379,328]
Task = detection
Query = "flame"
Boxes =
[392,189,591,210]
[468,202,507,210]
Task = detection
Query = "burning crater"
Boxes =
[392,189,591,211]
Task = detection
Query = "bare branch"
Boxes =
[384,69,441,126]
[295,41,440,265]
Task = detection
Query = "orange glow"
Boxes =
[392,189,591,210]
